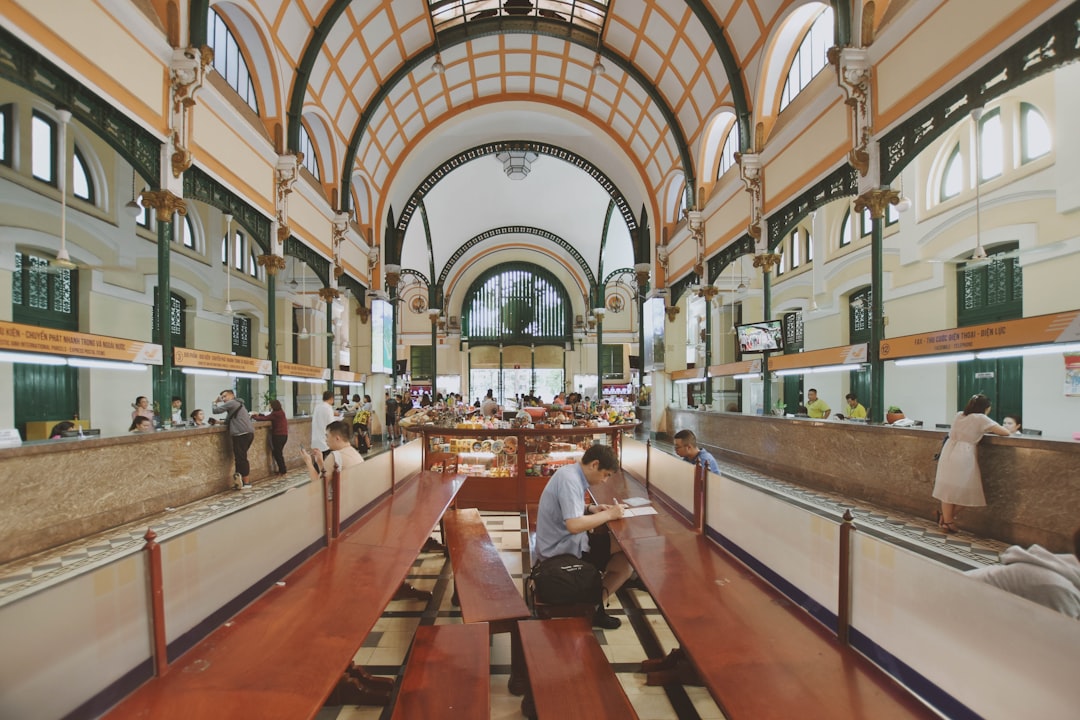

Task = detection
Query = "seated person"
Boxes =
[1002,414,1022,435]
[534,444,631,629]
[842,393,867,420]
[805,388,830,419]
[966,528,1080,619]
[672,429,720,473]
[170,395,184,425]
[301,420,364,485]
[190,409,207,426]
[49,421,76,439]
[129,416,154,433]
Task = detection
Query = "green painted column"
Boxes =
[266,272,277,402]
[430,312,438,399]
[596,315,604,402]
[762,267,772,415]
[141,191,183,423]
[704,298,713,407]
[324,290,334,395]
[855,189,898,425]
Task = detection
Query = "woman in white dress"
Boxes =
[932,394,1011,533]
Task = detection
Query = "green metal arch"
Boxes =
[437,226,595,291]
[183,166,271,253]
[461,261,573,347]
[283,236,330,288]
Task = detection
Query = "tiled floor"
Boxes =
[317,512,726,720]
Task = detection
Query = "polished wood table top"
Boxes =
[592,473,936,719]
[390,623,490,720]
[107,471,462,720]
[443,508,531,628]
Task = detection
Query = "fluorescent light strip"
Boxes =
[894,352,975,367]
[68,358,148,371]
[230,371,265,380]
[333,380,355,386]
[280,375,324,384]
[673,377,703,385]
[975,342,1080,360]
[732,373,761,380]
[773,368,805,377]
[0,351,67,365]
[813,364,857,374]
[182,367,229,377]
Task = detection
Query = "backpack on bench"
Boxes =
[528,554,602,607]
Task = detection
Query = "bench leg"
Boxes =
[644,653,703,687]
[640,646,686,673]
[520,692,537,720]
[508,628,527,696]
[393,581,433,602]
[326,664,394,706]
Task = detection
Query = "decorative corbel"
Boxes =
[275,152,300,243]
[830,45,874,180]
[664,305,680,322]
[331,211,349,280]
[168,47,212,178]
[317,287,341,303]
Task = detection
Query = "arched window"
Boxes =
[462,263,571,346]
[779,6,834,112]
[297,122,321,181]
[208,9,259,114]
[718,123,740,178]
[31,111,56,184]
[0,104,11,166]
[978,108,1003,182]
[1020,102,1051,163]
[790,228,802,269]
[72,146,93,202]
[840,209,852,247]
[775,250,785,276]
[173,215,195,249]
[940,145,963,201]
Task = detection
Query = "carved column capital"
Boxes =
[752,252,783,274]
[854,188,900,219]
[317,287,341,303]
[257,254,287,276]
[140,190,187,223]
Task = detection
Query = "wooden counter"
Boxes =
[667,409,1080,552]
[0,417,311,564]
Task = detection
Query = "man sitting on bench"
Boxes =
[534,444,632,629]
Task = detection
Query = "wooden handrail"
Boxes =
[143,528,168,677]
[838,509,855,645]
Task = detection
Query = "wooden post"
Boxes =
[693,461,706,535]
[390,442,397,493]
[143,528,168,676]
[645,439,651,490]
[838,510,855,644]
[331,467,342,539]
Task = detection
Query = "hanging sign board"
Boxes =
[768,343,867,371]
[278,361,329,380]
[879,310,1080,360]
[333,370,365,384]
[174,348,271,374]
[0,321,162,364]
[707,359,762,377]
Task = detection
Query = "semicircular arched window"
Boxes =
[462,263,571,346]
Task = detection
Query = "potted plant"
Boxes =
[886,405,905,424]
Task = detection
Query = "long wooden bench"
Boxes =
[389,623,490,720]
[105,471,464,720]
[518,617,639,720]
[589,470,937,719]
[442,507,531,694]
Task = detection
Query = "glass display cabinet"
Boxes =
[418,424,636,510]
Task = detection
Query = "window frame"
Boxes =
[208,9,260,115]
[72,145,94,203]
[717,123,739,178]
[778,7,835,112]
[0,104,12,167]
[298,122,321,181]
[939,144,963,202]
[31,110,58,185]
[1020,102,1051,164]
[839,209,852,247]
[978,108,1004,183]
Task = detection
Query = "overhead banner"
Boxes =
[0,321,162,364]
[768,343,867,371]
[174,348,271,374]
[879,310,1080,360]
[278,361,329,380]
[333,370,365,384]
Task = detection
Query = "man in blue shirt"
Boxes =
[673,429,720,474]
[534,444,631,629]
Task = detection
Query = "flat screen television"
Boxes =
[736,320,785,352]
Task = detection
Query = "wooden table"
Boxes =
[591,472,936,720]
[106,471,463,720]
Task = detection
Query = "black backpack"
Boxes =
[529,554,602,606]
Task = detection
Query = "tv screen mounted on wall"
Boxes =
[735,320,785,352]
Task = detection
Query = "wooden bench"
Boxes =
[442,508,531,694]
[389,623,490,720]
[105,471,463,720]
[590,471,937,719]
[518,617,639,720]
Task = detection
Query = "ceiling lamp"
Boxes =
[495,150,538,180]
[431,54,445,75]
[591,53,606,76]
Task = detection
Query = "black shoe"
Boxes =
[592,607,621,630]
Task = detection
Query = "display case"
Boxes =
[419,424,636,511]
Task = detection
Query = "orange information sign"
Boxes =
[879,311,1080,360]
[278,361,328,380]
[670,367,705,381]
[0,321,162,364]
[333,369,365,384]
[174,348,271,374]
[768,344,867,370]
[707,359,762,377]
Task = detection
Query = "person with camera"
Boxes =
[533,444,631,629]
[212,388,255,490]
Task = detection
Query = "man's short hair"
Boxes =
[322,390,336,401]
[673,429,698,446]
[845,393,858,402]
[808,388,818,394]
[325,421,352,441]
[220,389,234,397]
[581,443,619,471]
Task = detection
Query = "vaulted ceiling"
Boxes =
[195,0,846,299]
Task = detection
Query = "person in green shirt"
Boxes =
[844,393,867,419]
[806,388,831,419]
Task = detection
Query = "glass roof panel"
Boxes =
[429,0,609,36]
